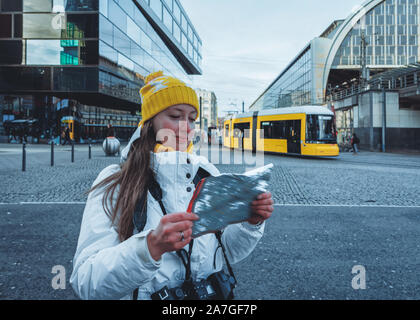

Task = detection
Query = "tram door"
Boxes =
[252,112,258,154]
[287,120,301,154]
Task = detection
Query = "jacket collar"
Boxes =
[154,143,194,154]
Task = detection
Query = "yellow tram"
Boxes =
[223,106,339,157]
[61,116,80,140]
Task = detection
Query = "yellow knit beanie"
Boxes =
[138,71,199,126]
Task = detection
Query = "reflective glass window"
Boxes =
[119,0,135,17]
[398,55,407,65]
[143,53,153,72]
[79,40,98,64]
[23,13,62,38]
[108,0,126,32]
[127,16,141,43]
[52,0,66,12]
[150,0,162,20]
[26,39,97,65]
[409,35,417,44]
[53,67,98,91]
[65,14,98,38]
[99,0,108,17]
[141,29,152,54]
[164,0,172,11]
[114,27,130,57]
[131,42,144,66]
[187,23,192,39]
[23,0,52,12]
[134,7,148,31]
[163,8,172,33]
[181,31,187,50]
[99,40,118,63]
[163,6,172,33]
[0,14,12,37]
[173,0,180,22]
[64,0,98,11]
[99,15,113,46]
[1,0,23,12]
[181,12,186,30]
[118,52,133,70]
[173,21,180,42]
[0,40,22,63]
[14,14,23,37]
[0,66,51,90]
[26,39,62,64]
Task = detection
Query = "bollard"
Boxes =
[51,140,54,166]
[89,144,91,159]
[71,142,74,163]
[22,142,26,172]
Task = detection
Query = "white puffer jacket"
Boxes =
[70,128,265,300]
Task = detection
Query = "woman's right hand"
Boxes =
[147,212,199,261]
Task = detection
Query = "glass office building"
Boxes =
[250,46,312,110]
[250,0,420,111]
[0,0,202,142]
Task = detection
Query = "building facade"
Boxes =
[0,0,202,142]
[195,88,217,129]
[249,0,420,152]
[250,0,420,111]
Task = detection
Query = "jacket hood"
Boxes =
[120,126,142,163]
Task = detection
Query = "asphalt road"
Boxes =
[1,203,419,300]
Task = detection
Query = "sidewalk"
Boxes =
[1,143,419,169]
[337,150,420,168]
[0,143,127,172]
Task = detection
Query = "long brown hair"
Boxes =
[88,121,156,242]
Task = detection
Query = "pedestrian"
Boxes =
[106,123,115,138]
[351,133,360,154]
[70,71,274,300]
[63,126,72,145]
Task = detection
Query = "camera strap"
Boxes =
[214,230,237,285]
[132,166,236,299]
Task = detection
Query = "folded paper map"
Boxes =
[188,164,273,238]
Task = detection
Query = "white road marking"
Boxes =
[274,204,420,208]
[0,202,419,209]
[0,202,86,205]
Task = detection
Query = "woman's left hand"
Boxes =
[249,192,274,225]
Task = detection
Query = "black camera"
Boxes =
[151,270,236,300]
[207,270,236,300]
[150,285,186,300]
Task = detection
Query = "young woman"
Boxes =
[70,71,274,300]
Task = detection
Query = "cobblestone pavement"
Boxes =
[2,143,419,206]
[1,143,420,300]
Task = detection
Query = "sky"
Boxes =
[180,0,366,116]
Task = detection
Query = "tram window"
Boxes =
[306,115,335,143]
[272,121,286,139]
[225,124,229,137]
[261,121,287,139]
[233,122,250,138]
[260,122,270,139]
